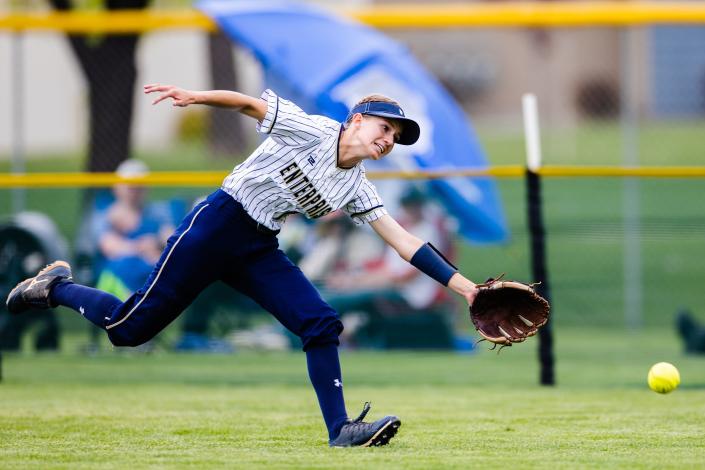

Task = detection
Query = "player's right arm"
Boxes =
[370,214,478,306]
[143,84,267,121]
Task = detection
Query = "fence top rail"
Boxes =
[3,3,705,32]
[1,166,705,188]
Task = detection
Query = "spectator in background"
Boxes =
[92,159,178,300]
[297,211,384,286]
[318,187,457,349]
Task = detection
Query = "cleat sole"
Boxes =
[361,418,401,447]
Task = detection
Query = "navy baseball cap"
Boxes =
[347,101,421,145]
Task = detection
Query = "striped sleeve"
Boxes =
[342,177,388,225]
[256,89,323,146]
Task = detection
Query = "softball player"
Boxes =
[7,84,479,447]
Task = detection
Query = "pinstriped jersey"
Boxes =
[221,89,387,231]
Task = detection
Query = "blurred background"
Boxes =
[1,0,705,359]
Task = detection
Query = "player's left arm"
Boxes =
[143,84,267,121]
[370,214,478,305]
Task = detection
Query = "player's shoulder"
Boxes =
[274,94,341,128]
[309,113,342,135]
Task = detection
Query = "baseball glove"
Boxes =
[470,276,550,348]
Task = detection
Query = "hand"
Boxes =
[464,285,479,308]
[134,235,162,263]
[144,84,197,107]
[447,273,478,307]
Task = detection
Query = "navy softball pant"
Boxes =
[103,189,343,350]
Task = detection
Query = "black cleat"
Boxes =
[329,402,401,448]
[6,260,72,314]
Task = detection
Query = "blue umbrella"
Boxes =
[199,0,508,243]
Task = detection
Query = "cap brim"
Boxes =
[396,118,420,145]
[364,111,420,145]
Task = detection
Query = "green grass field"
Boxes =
[1,328,704,469]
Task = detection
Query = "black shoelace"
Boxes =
[352,402,371,423]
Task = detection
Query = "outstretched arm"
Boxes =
[370,214,478,306]
[143,84,267,121]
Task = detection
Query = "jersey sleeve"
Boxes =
[342,177,388,225]
[256,89,324,146]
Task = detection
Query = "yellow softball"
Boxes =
[647,362,680,394]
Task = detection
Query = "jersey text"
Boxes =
[280,163,332,218]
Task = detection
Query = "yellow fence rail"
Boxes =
[2,166,705,188]
[3,2,705,33]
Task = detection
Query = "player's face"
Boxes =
[359,116,402,159]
